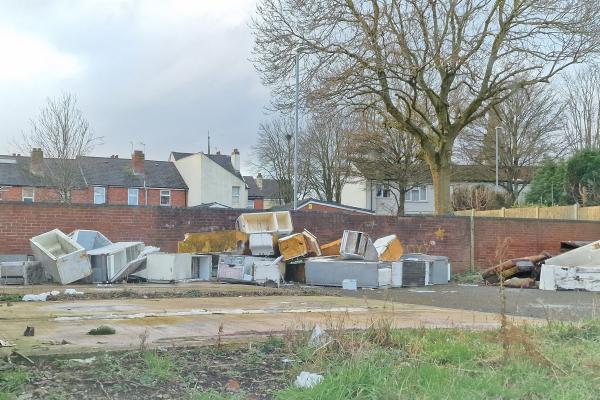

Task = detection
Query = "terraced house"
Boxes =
[0,149,188,207]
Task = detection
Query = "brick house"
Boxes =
[243,173,285,209]
[0,149,187,207]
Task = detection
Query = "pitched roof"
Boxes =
[0,156,86,188]
[297,198,376,214]
[171,151,243,180]
[243,176,283,199]
[79,156,187,189]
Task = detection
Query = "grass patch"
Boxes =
[0,294,22,302]
[140,351,177,384]
[87,325,116,335]
[191,390,245,400]
[0,369,29,399]
[452,270,483,284]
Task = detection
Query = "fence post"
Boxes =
[535,206,539,219]
[501,207,506,218]
[574,204,579,220]
[470,212,475,272]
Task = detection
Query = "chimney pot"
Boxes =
[231,149,240,172]
[132,150,145,175]
[30,148,43,175]
[256,172,263,189]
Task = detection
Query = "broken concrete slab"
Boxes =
[374,235,404,262]
[0,261,45,285]
[304,257,391,288]
[177,231,247,254]
[30,229,92,285]
[340,230,378,261]
[236,211,293,235]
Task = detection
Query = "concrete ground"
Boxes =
[345,282,600,321]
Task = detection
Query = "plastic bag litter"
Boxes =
[22,290,60,301]
[64,288,84,296]
[308,324,331,347]
[295,371,324,388]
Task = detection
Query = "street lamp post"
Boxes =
[495,126,504,190]
[294,51,299,211]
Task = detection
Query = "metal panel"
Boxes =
[139,253,194,282]
[400,253,450,284]
[0,261,44,285]
[69,230,112,251]
[87,242,145,283]
[191,254,212,280]
[304,257,391,288]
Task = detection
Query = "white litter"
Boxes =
[295,371,324,388]
[22,290,60,301]
[64,288,84,296]
[69,357,96,364]
[308,324,331,347]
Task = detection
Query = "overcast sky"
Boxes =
[0,0,268,173]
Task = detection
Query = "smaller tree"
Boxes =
[525,159,568,206]
[19,93,101,203]
[565,149,600,206]
[451,185,507,211]
[349,113,428,216]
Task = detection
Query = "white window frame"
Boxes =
[160,189,171,206]
[232,186,240,207]
[246,199,254,209]
[128,188,139,206]
[93,186,106,205]
[405,186,427,202]
[22,187,34,203]
[376,184,390,198]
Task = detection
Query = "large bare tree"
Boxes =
[252,0,600,213]
[304,111,353,202]
[20,93,101,203]
[350,112,428,215]
[562,66,600,152]
[456,85,564,204]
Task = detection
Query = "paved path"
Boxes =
[0,295,536,356]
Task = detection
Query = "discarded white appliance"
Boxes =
[30,229,92,284]
[540,265,600,291]
[236,211,293,235]
[131,253,198,282]
[191,254,212,281]
[340,230,378,261]
[304,257,391,288]
[248,233,278,256]
[217,255,283,284]
[68,230,112,251]
[86,242,145,283]
[0,261,44,285]
[392,253,450,287]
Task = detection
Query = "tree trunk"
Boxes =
[396,195,405,216]
[428,159,452,215]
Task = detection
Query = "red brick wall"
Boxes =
[2,202,600,272]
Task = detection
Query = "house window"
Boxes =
[376,184,390,198]
[232,186,240,207]
[247,199,254,209]
[405,186,427,202]
[93,186,106,204]
[22,187,34,203]
[160,190,171,206]
[128,188,139,206]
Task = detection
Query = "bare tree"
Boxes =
[252,0,600,214]
[456,85,564,204]
[349,112,428,215]
[19,93,101,203]
[304,111,353,202]
[562,65,600,152]
[252,117,311,204]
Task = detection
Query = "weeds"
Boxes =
[87,325,116,335]
[0,369,29,395]
[140,352,177,384]
[452,271,483,284]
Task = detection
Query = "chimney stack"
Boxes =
[132,150,145,175]
[231,148,240,172]
[256,172,263,189]
[30,148,43,175]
